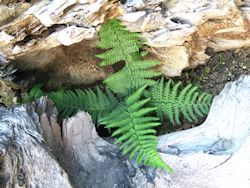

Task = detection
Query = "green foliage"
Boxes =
[96,19,142,66]
[148,78,213,125]
[23,83,44,103]
[48,87,119,124]
[99,86,172,171]
[96,19,161,94]
[24,19,214,172]
[25,85,118,124]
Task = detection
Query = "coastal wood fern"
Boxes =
[96,19,161,94]
[99,86,172,171]
[49,87,119,123]
[26,19,213,172]
[148,78,213,124]
[28,86,118,124]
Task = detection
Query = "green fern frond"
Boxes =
[48,89,83,119]
[96,19,161,94]
[96,19,142,66]
[149,78,213,124]
[104,63,161,94]
[97,19,141,51]
[99,86,172,171]
[48,87,118,123]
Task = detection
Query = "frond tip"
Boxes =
[96,19,161,94]
[149,78,213,125]
[99,86,173,172]
[96,19,142,67]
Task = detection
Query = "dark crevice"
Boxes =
[170,17,191,25]
[120,0,127,5]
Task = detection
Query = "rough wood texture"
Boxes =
[158,75,250,155]
[35,97,134,187]
[122,0,250,76]
[0,105,72,188]
[0,0,249,81]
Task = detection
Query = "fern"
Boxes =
[26,85,119,123]
[148,78,213,125]
[21,84,44,103]
[96,19,161,94]
[104,61,161,94]
[48,87,119,123]
[23,19,214,172]
[96,19,142,66]
[99,86,172,171]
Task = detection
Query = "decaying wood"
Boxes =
[0,0,249,80]
[155,75,250,187]
[35,97,133,187]
[0,76,249,187]
[0,105,72,188]
[60,76,250,188]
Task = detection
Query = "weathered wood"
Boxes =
[0,1,249,187]
[153,75,250,187]
[35,76,250,188]
[0,0,249,79]
[35,97,133,187]
[0,76,249,187]
[158,75,250,155]
[0,105,72,188]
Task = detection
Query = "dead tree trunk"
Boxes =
[0,76,249,187]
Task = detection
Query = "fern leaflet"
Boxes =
[96,19,142,66]
[104,61,161,94]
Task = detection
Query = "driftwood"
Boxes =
[0,76,249,187]
[0,0,249,84]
